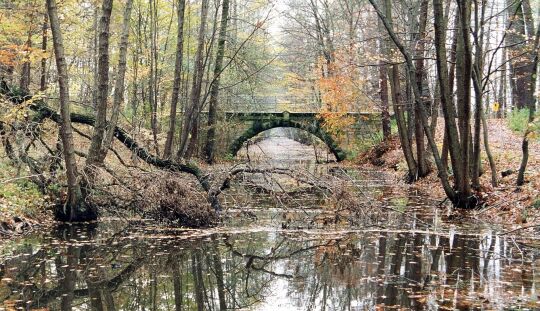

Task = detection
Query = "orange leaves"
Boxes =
[0,44,48,67]
[0,1,47,67]
[0,48,17,67]
[316,49,367,142]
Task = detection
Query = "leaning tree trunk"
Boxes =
[204,0,231,163]
[369,0,461,205]
[481,111,498,186]
[2,83,225,214]
[47,0,97,221]
[383,0,418,181]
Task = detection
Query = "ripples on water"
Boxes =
[1,137,540,310]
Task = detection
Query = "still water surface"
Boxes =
[1,137,540,310]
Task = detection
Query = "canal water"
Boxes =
[1,137,540,310]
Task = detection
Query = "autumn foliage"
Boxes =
[316,49,369,144]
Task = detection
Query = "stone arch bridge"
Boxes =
[208,111,382,162]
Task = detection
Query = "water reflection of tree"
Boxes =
[1,226,303,310]
[1,224,539,310]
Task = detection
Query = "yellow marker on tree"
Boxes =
[493,102,500,112]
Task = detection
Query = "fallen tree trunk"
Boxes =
[0,83,221,211]
[0,84,337,216]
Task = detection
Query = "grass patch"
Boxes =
[508,109,534,134]
[0,158,46,220]
[346,131,385,160]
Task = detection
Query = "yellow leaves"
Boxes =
[25,48,50,64]
[315,49,368,143]
[0,1,43,67]
[1,93,44,123]
[524,116,540,140]
[0,41,49,67]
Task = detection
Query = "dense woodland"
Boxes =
[0,0,539,223]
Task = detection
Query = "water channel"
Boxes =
[1,135,540,310]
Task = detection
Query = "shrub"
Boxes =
[0,159,46,220]
[508,109,533,134]
[132,172,217,227]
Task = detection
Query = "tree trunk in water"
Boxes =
[373,0,462,205]
[99,0,134,163]
[413,0,430,178]
[204,0,231,163]
[87,0,113,169]
[178,0,209,159]
[164,0,187,159]
[60,245,78,310]
[455,0,473,204]
[47,0,97,221]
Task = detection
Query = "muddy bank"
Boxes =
[355,119,540,226]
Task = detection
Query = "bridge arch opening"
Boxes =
[229,119,346,162]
